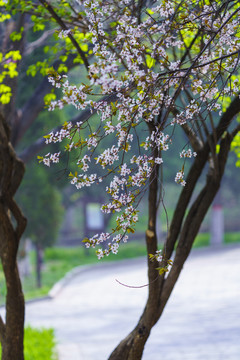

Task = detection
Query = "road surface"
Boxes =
[2,244,240,359]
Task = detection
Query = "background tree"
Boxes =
[16,162,64,288]
[1,1,240,359]
[0,1,92,358]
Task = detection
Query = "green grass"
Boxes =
[193,232,240,247]
[193,232,210,248]
[0,326,57,360]
[225,232,240,244]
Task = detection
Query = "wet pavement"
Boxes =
[2,244,240,359]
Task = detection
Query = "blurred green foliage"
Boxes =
[16,161,64,249]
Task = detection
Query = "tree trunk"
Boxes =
[108,228,163,360]
[108,131,233,360]
[0,113,26,360]
[109,149,161,360]
[1,263,25,360]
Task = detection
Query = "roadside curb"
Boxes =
[0,257,146,310]
[1,243,239,309]
[46,242,240,299]
[48,256,146,298]
[48,264,93,298]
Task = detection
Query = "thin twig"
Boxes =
[115,275,159,289]
[38,0,89,70]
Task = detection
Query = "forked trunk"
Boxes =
[108,132,233,360]
[109,151,161,360]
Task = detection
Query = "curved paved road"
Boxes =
[3,244,240,359]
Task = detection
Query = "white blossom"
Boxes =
[41,0,240,257]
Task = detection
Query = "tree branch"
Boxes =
[38,0,89,70]
[19,92,118,162]
[164,144,209,260]
[159,131,232,318]
[164,95,240,259]
[24,29,55,56]
[231,123,240,138]
[12,53,77,146]
[216,95,240,139]
[181,123,203,151]
[9,198,27,241]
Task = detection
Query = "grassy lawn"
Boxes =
[225,232,240,244]
[0,326,57,360]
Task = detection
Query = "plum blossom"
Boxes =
[175,171,186,186]
[40,0,240,257]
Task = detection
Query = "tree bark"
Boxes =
[108,129,234,360]
[0,113,26,360]
[109,146,161,360]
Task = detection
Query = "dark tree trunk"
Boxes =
[1,264,25,360]
[108,127,235,360]
[0,113,26,360]
[109,143,162,360]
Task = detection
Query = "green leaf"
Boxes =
[146,8,154,15]
[58,63,68,73]
[0,13,11,22]
[44,45,50,54]
[146,54,155,69]
[0,84,11,94]
[80,44,88,52]
[44,93,56,104]
[73,56,84,64]
[5,50,21,61]
[0,93,11,104]
[37,156,43,163]
[59,55,68,62]
[159,268,166,275]
[10,27,24,41]
[110,21,117,27]
[0,0,9,5]
[26,64,37,77]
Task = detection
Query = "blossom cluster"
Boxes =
[175,171,186,187]
[58,29,72,39]
[180,149,197,159]
[38,152,61,167]
[41,0,240,257]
